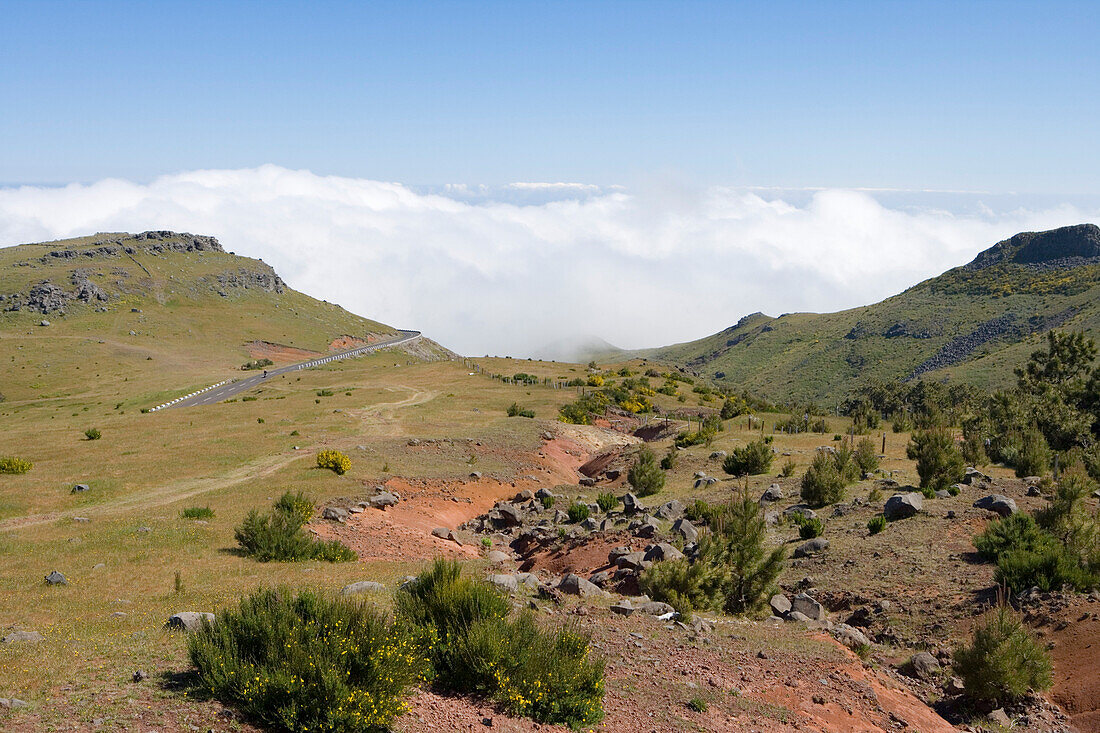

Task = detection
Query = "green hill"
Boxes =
[640,224,1100,404]
[0,230,399,407]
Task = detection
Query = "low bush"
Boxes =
[867,515,886,535]
[974,513,1052,562]
[684,499,719,525]
[687,697,708,713]
[907,427,965,492]
[0,457,33,475]
[995,544,1098,593]
[316,389,335,397]
[188,587,426,732]
[84,427,101,441]
[722,440,774,477]
[316,449,351,475]
[596,492,617,513]
[953,605,1052,707]
[628,447,665,497]
[181,506,215,520]
[854,437,879,474]
[800,450,851,507]
[660,449,677,470]
[780,458,796,478]
[567,502,591,523]
[241,358,274,371]
[506,402,535,418]
[540,494,555,509]
[396,560,605,728]
[235,492,356,563]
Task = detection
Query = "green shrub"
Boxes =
[867,515,886,535]
[780,458,796,478]
[317,389,334,397]
[0,457,33,475]
[316,449,351,475]
[907,427,965,491]
[953,605,1052,707]
[241,358,274,371]
[540,494,556,509]
[800,450,849,507]
[628,447,665,497]
[867,486,883,503]
[639,554,725,618]
[188,587,426,732]
[854,437,879,474]
[660,449,677,470]
[1014,427,1051,477]
[687,697,708,712]
[797,516,824,539]
[181,506,215,520]
[506,402,535,418]
[684,499,718,525]
[567,502,591,523]
[234,492,356,563]
[596,492,618,513]
[974,513,1053,562]
[396,560,604,727]
[84,427,101,441]
[1035,465,1100,563]
[995,544,1098,593]
[722,440,774,477]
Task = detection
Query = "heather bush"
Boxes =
[235,492,356,563]
[188,587,425,732]
[181,506,215,520]
[800,450,849,507]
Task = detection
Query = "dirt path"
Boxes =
[0,386,435,532]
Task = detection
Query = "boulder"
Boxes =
[44,570,67,586]
[622,492,645,515]
[340,581,385,596]
[633,516,660,538]
[791,593,825,621]
[515,489,535,501]
[610,600,635,616]
[2,630,44,644]
[769,594,792,616]
[322,507,349,522]
[973,494,1017,517]
[760,484,784,503]
[71,484,90,493]
[638,600,675,616]
[763,510,780,526]
[535,487,555,499]
[368,492,399,510]
[884,492,923,520]
[615,551,648,571]
[488,503,523,528]
[431,527,461,544]
[516,573,540,590]
[909,651,941,680]
[794,538,829,558]
[165,612,215,632]
[579,477,597,487]
[962,467,991,485]
[469,471,482,479]
[655,499,684,519]
[988,709,1012,727]
[487,550,512,564]
[643,542,685,563]
[783,505,817,521]
[786,611,811,623]
[589,570,615,587]
[488,574,519,593]
[671,517,698,542]
[833,623,871,650]
[580,517,599,531]
[558,573,605,597]
[0,698,29,709]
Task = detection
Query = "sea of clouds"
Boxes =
[1,165,1097,357]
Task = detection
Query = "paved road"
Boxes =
[156,330,422,410]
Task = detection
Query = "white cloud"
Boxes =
[0,165,1097,356]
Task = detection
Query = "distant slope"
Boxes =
[640,224,1100,404]
[0,231,405,404]
[530,335,628,363]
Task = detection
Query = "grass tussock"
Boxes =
[235,491,356,562]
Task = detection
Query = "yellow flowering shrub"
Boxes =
[316,449,351,475]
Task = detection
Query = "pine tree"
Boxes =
[627,446,665,497]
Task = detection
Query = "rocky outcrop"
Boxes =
[212,268,285,296]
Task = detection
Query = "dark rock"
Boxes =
[794,538,829,558]
[44,570,68,586]
[973,494,1017,517]
[884,492,922,520]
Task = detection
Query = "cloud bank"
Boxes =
[1,166,1097,357]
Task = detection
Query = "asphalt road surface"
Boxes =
[159,330,422,410]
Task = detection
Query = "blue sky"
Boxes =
[3,0,1098,192]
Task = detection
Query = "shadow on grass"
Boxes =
[158,669,209,700]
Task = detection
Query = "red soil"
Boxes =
[246,340,322,363]
[1049,601,1100,732]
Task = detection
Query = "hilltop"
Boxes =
[636,224,1100,403]
[0,231,425,407]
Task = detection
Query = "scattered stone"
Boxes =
[610,599,635,616]
[322,507,348,522]
[44,570,67,586]
[340,581,385,596]
[431,527,461,544]
[769,594,792,616]
[909,651,941,680]
[369,492,399,510]
[988,708,1012,727]
[488,574,519,593]
[622,492,645,515]
[132,670,148,683]
[0,698,29,709]
[1026,485,1042,497]
[833,623,870,650]
[883,492,923,520]
[973,494,1017,517]
[671,517,698,542]
[791,593,825,621]
[558,573,606,597]
[633,516,660,538]
[615,551,648,571]
[487,550,511,564]
[535,487,555,499]
[2,630,44,644]
[638,601,675,616]
[165,612,215,632]
[469,471,482,479]
[655,499,684,519]
[962,467,991,485]
[488,502,523,528]
[644,542,685,563]
[934,490,951,499]
[761,484,784,503]
[787,611,811,623]
[794,537,829,558]
[71,484,90,493]
[783,505,817,521]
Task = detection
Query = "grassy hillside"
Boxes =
[640,224,1100,404]
[0,231,399,407]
